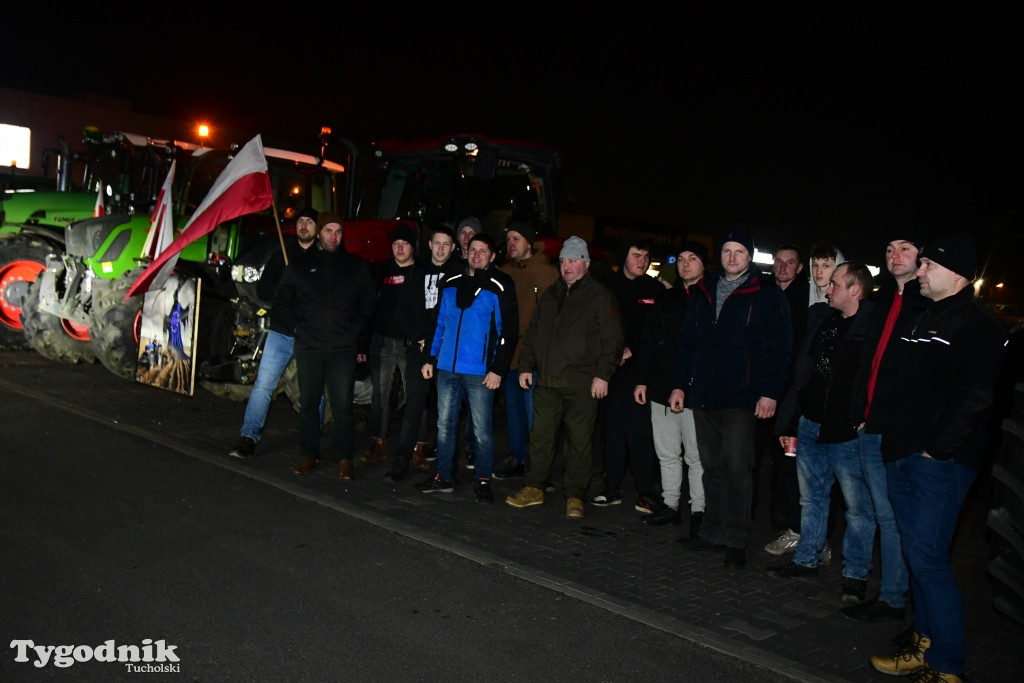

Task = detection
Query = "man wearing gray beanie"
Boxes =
[506,236,623,520]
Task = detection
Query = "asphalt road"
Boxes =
[0,357,791,682]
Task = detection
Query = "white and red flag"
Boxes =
[139,160,176,261]
[93,184,105,217]
[125,135,274,299]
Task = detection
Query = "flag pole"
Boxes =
[271,197,288,267]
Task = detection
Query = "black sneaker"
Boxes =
[841,597,906,622]
[465,451,475,470]
[723,547,746,569]
[635,495,658,514]
[229,436,256,459]
[474,480,493,503]
[641,506,682,526]
[841,576,868,603]
[492,461,526,479]
[383,467,409,482]
[543,481,556,493]
[767,561,819,579]
[420,474,454,493]
[688,511,704,539]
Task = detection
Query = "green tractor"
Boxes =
[0,129,177,351]
[25,136,350,405]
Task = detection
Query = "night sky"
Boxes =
[6,6,1020,288]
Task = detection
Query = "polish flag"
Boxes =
[125,136,273,299]
[139,160,176,261]
[93,184,105,217]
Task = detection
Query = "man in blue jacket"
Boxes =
[420,233,518,502]
[668,229,792,569]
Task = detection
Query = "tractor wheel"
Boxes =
[0,235,53,350]
[20,279,95,364]
[198,380,254,403]
[90,294,144,379]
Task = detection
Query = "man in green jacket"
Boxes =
[505,236,623,519]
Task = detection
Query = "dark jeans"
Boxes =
[694,408,757,549]
[599,376,658,498]
[887,453,976,676]
[369,334,407,439]
[393,345,434,470]
[296,350,356,463]
[756,415,802,531]
[524,385,598,500]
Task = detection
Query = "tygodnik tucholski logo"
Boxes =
[10,639,180,672]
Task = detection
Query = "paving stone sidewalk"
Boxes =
[2,352,1019,682]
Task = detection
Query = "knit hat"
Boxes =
[297,207,319,223]
[317,211,344,230]
[457,216,482,236]
[389,223,417,245]
[506,222,537,246]
[919,231,978,280]
[559,236,591,262]
[721,228,754,256]
[885,228,928,250]
[678,241,709,267]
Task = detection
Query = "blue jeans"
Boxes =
[887,453,976,676]
[858,430,908,607]
[793,417,874,580]
[241,331,324,442]
[502,370,535,463]
[435,370,494,481]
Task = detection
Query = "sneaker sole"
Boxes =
[505,499,544,508]
[591,500,622,507]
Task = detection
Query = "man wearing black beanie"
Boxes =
[868,230,1006,682]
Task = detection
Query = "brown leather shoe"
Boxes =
[292,455,317,475]
[411,442,432,471]
[337,459,355,480]
[360,437,388,463]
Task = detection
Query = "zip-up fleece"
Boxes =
[671,268,792,410]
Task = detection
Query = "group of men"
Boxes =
[228,209,1006,683]
[756,230,1005,683]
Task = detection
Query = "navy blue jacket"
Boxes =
[671,268,792,410]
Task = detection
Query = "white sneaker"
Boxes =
[765,528,801,555]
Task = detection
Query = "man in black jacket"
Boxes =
[842,232,926,622]
[273,212,376,480]
[868,232,1007,683]
[767,262,876,605]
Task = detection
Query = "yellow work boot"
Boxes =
[505,486,544,508]
[870,632,931,675]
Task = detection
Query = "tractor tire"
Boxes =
[989,382,1024,632]
[90,294,144,379]
[199,379,255,403]
[20,278,95,364]
[0,235,53,350]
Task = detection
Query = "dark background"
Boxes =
[5,6,1019,290]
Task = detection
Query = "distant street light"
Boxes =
[197,124,210,147]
